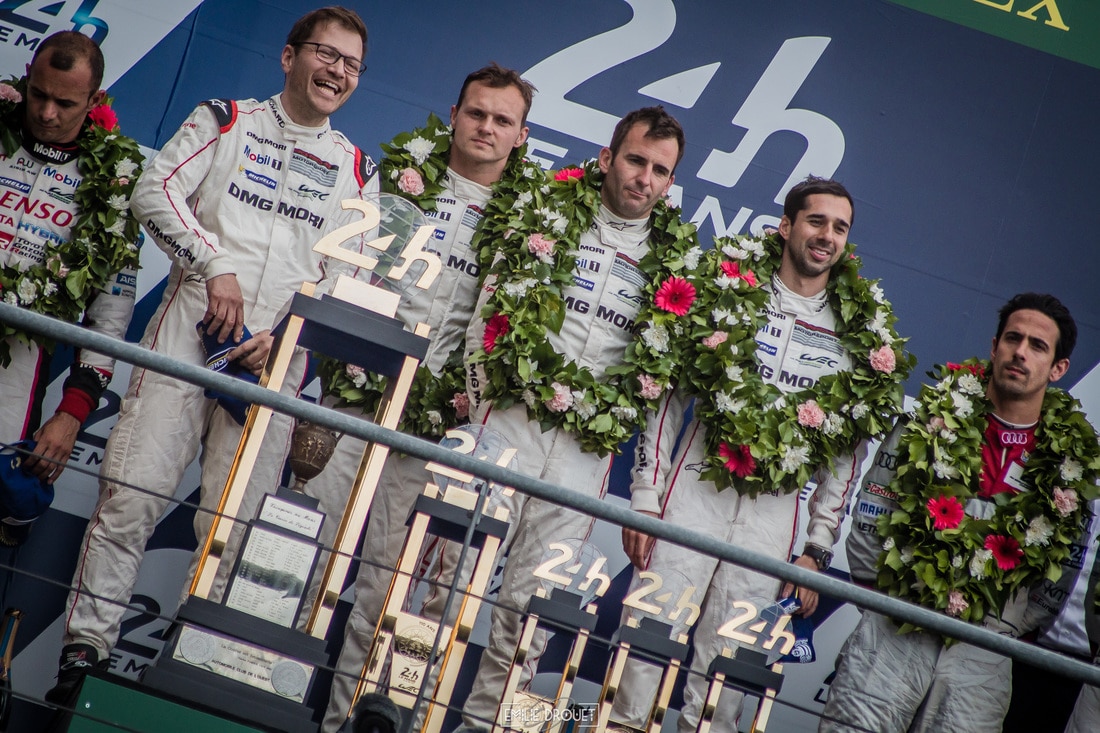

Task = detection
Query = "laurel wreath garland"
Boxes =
[0,77,143,367]
[875,359,1100,630]
[469,159,700,456]
[676,232,913,495]
[318,112,541,438]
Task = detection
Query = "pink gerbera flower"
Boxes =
[654,276,696,316]
[553,167,584,181]
[88,105,118,130]
[483,313,510,354]
[718,442,756,478]
[984,534,1023,571]
[719,260,758,287]
[927,495,964,531]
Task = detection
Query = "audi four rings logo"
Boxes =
[1000,432,1030,445]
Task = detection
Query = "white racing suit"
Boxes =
[436,204,654,731]
[611,277,865,732]
[0,134,137,447]
[319,168,493,733]
[60,94,378,657]
[824,416,1077,733]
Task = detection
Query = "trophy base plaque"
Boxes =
[143,598,327,733]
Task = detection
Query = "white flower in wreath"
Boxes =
[3,291,18,306]
[105,217,127,236]
[956,373,983,396]
[115,157,138,178]
[741,237,765,258]
[521,389,537,408]
[42,281,57,297]
[715,391,745,414]
[683,246,703,270]
[426,410,443,427]
[404,136,434,165]
[512,190,534,210]
[724,364,743,382]
[899,546,915,564]
[932,460,958,480]
[951,555,964,569]
[779,444,811,473]
[390,169,399,180]
[715,273,737,290]
[539,185,550,195]
[822,413,845,436]
[610,405,638,421]
[433,126,450,138]
[970,548,992,579]
[939,428,957,444]
[883,536,896,551]
[641,323,670,353]
[849,402,869,420]
[572,391,598,420]
[107,194,129,211]
[17,278,37,305]
[869,282,886,305]
[1060,457,1084,483]
[711,307,732,326]
[1025,515,1054,546]
[524,165,539,179]
[720,242,747,260]
[950,391,974,418]
[502,278,537,299]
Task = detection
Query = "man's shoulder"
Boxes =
[324,128,377,189]
[194,97,267,133]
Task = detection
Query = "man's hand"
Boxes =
[780,554,822,616]
[204,273,245,344]
[227,329,273,376]
[26,412,81,484]
[622,510,658,569]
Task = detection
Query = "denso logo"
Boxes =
[0,190,74,227]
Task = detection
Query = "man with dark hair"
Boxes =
[317,62,535,732]
[0,30,141,490]
[612,176,904,731]
[48,6,379,703]
[447,106,697,732]
[828,293,1095,732]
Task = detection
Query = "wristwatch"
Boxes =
[803,544,833,570]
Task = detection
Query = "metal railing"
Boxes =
[3,300,1099,700]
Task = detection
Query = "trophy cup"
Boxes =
[139,194,440,733]
[597,570,702,733]
[342,426,516,733]
[693,597,797,733]
[492,539,609,733]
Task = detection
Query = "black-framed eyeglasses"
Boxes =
[294,41,367,77]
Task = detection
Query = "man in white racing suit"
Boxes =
[613,178,868,732]
[319,64,535,733]
[0,32,139,492]
[825,293,1079,733]
[49,7,379,703]
[444,107,688,733]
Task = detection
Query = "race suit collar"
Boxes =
[270,93,331,140]
[593,202,650,248]
[443,166,492,203]
[769,272,829,316]
[21,127,78,164]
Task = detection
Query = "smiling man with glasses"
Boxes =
[48,6,381,705]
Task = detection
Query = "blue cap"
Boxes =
[196,321,257,425]
[0,440,54,546]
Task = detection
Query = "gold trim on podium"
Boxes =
[347,479,509,733]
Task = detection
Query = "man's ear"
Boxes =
[1048,357,1070,385]
[778,214,792,241]
[89,89,106,109]
[598,146,612,175]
